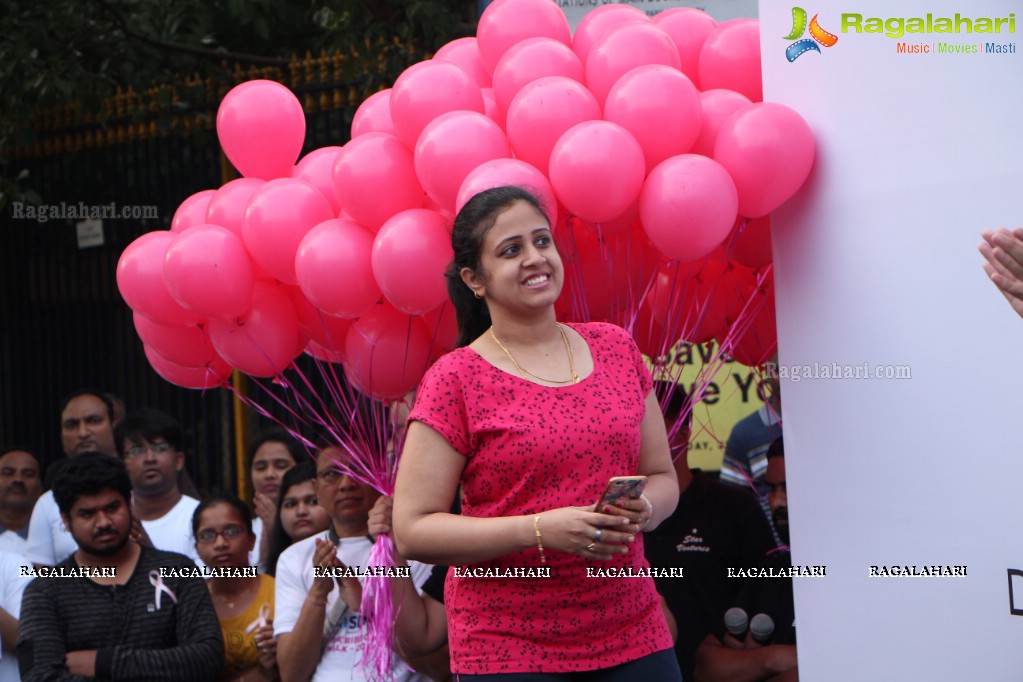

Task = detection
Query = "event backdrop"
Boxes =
[762,0,1022,678]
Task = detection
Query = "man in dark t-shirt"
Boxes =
[644,382,775,681]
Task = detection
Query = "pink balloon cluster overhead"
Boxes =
[118,0,816,396]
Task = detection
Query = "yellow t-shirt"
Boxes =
[219,574,275,680]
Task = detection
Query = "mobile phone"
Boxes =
[594,476,648,510]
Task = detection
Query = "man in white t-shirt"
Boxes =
[0,449,42,559]
[26,390,119,566]
[114,409,202,565]
[0,549,32,681]
[275,447,431,682]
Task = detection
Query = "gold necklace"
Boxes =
[489,324,580,384]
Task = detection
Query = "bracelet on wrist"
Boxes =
[533,513,547,564]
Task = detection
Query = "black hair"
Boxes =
[113,408,183,457]
[265,460,318,576]
[191,492,254,538]
[446,185,550,347]
[51,452,132,516]
[652,380,691,427]
[59,389,115,423]
[247,427,303,473]
[766,435,784,460]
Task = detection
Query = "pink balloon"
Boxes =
[286,286,354,354]
[117,231,201,327]
[604,65,702,174]
[216,80,305,179]
[653,8,717,89]
[171,190,215,233]
[164,224,255,319]
[690,89,753,157]
[414,111,511,212]
[305,340,346,364]
[572,4,650,67]
[372,209,453,315]
[505,76,601,178]
[586,23,680,108]
[713,103,815,218]
[333,133,426,231]
[345,303,433,401]
[476,0,571,75]
[419,302,458,362]
[352,89,397,138]
[207,280,301,377]
[205,178,266,238]
[292,147,344,214]
[728,215,773,269]
[480,87,499,122]
[456,158,557,227]
[434,38,491,88]
[549,121,645,225]
[640,154,738,262]
[144,344,232,390]
[492,38,584,119]
[242,178,335,284]
[134,312,215,368]
[698,19,763,102]
[390,61,484,149]
[295,218,380,319]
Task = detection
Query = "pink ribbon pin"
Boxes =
[149,570,178,610]
[245,603,272,634]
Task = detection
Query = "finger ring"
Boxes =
[586,543,597,552]
[594,528,603,542]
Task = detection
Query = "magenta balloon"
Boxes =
[144,344,232,390]
[292,147,344,214]
[414,111,511,212]
[548,121,645,225]
[505,76,601,178]
[586,23,680,108]
[690,89,753,157]
[205,178,266,238]
[216,80,305,179]
[372,209,453,315]
[116,231,201,327]
[492,38,584,118]
[390,61,484,149]
[351,89,397,138]
[242,178,334,284]
[604,65,702,174]
[286,286,354,353]
[653,8,718,89]
[170,190,215,233]
[640,154,738,262]
[456,158,557,227]
[572,4,650,67]
[295,218,380,318]
[333,133,426,231]
[344,303,433,401]
[713,103,815,218]
[164,224,255,319]
[476,0,571,75]
[134,312,215,368]
[207,280,301,377]
[305,339,346,364]
[434,37,492,88]
[698,19,763,102]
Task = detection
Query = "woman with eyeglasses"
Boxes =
[193,493,278,682]
[264,460,330,577]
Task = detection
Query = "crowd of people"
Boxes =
[0,186,815,682]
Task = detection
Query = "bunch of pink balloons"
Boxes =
[119,0,816,397]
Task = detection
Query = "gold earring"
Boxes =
[473,289,483,300]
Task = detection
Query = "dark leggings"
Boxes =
[454,649,682,682]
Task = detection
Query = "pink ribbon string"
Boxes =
[149,570,178,610]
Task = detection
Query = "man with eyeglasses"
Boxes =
[16,452,223,681]
[114,409,203,567]
[274,446,433,682]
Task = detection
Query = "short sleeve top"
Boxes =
[409,322,671,674]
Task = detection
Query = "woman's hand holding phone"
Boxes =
[533,506,635,561]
